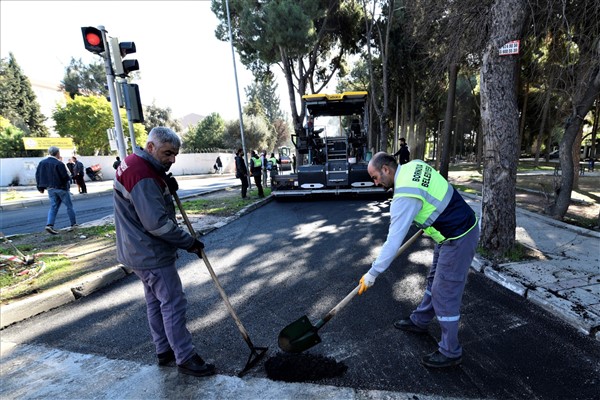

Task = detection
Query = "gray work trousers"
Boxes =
[134,266,195,364]
[410,224,480,358]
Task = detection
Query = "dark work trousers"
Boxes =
[409,224,480,358]
[253,173,264,197]
[74,174,87,193]
[133,266,195,365]
[239,175,249,198]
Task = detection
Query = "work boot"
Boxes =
[157,349,176,366]
[393,317,428,333]
[421,350,462,368]
[177,354,216,377]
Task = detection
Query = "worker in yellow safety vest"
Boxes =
[249,151,264,198]
[358,152,479,368]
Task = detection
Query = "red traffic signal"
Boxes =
[81,26,104,54]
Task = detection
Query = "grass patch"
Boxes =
[477,242,538,264]
[452,184,479,195]
[0,255,77,302]
[183,188,270,216]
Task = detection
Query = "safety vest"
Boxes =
[394,160,477,243]
[252,157,262,168]
[268,157,278,170]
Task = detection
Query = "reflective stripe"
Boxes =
[425,289,432,296]
[437,315,460,322]
[394,183,454,227]
[149,219,178,236]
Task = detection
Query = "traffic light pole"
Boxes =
[98,26,127,160]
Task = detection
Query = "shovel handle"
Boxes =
[172,192,255,348]
[316,285,360,329]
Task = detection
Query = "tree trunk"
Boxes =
[479,0,527,259]
[548,64,600,219]
[518,81,529,158]
[409,81,416,147]
[439,63,459,178]
[533,88,551,166]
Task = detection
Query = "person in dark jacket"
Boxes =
[249,150,264,198]
[35,146,77,234]
[66,157,75,186]
[72,156,87,193]
[112,156,121,170]
[393,137,411,165]
[234,149,249,198]
[113,127,216,378]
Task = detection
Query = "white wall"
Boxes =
[0,152,235,187]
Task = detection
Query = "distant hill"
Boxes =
[179,113,204,131]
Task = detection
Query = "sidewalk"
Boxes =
[0,173,221,211]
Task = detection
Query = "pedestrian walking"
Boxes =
[72,156,87,194]
[113,126,216,378]
[35,146,77,234]
[215,156,223,174]
[358,152,479,368]
[250,150,264,198]
[235,149,249,199]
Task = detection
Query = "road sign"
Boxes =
[499,40,520,56]
[22,137,74,150]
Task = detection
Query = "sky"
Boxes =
[0,0,276,121]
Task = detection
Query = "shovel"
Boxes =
[172,192,268,376]
[278,229,424,353]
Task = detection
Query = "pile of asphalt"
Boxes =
[264,352,347,382]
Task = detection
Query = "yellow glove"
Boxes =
[358,272,377,295]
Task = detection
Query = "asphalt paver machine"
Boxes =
[272,91,386,198]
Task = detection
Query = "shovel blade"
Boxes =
[278,315,322,353]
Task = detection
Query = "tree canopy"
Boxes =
[52,96,146,155]
[182,112,226,152]
[61,57,108,99]
[0,53,48,137]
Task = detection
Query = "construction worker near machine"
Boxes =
[358,152,479,368]
[393,137,411,165]
[113,127,216,378]
[260,151,268,188]
[235,149,249,199]
[249,150,265,198]
[267,152,279,187]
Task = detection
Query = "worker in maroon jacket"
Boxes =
[113,127,215,378]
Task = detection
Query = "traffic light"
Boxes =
[81,27,104,54]
[110,37,139,77]
[124,83,144,123]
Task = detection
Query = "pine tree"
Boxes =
[0,53,48,137]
